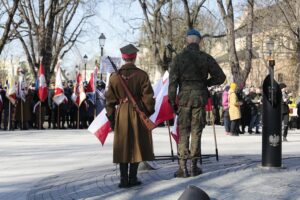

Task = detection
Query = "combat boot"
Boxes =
[118,163,129,188]
[128,163,142,187]
[190,159,202,177]
[174,160,189,178]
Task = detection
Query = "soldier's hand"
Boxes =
[110,121,115,131]
[172,104,178,115]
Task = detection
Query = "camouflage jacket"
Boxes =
[168,43,225,108]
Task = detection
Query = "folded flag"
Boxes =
[53,61,67,105]
[72,72,86,107]
[38,62,48,102]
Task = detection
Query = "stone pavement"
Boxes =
[0,127,300,200]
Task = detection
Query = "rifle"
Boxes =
[107,56,156,131]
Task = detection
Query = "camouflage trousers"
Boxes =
[177,106,206,160]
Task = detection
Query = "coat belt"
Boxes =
[119,97,129,104]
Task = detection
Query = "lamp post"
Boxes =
[83,54,88,82]
[266,37,275,103]
[98,33,106,80]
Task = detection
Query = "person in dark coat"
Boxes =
[105,44,155,188]
[95,80,106,115]
[281,84,290,141]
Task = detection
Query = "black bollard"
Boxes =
[178,185,210,200]
[262,70,282,167]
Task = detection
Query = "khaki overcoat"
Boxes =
[228,89,241,120]
[105,63,155,163]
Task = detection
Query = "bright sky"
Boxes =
[1,0,246,70]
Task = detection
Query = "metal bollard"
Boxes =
[262,70,282,167]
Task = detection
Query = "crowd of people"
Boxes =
[0,80,106,131]
[206,83,300,141]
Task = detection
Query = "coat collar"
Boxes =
[186,43,200,51]
[119,63,137,71]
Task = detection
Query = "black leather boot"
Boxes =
[129,163,142,187]
[190,159,202,177]
[118,163,129,188]
[174,160,189,178]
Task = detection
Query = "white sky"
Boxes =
[1,0,246,71]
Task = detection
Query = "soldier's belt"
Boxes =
[119,97,129,104]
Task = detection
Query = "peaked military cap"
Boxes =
[187,28,201,38]
[120,44,139,59]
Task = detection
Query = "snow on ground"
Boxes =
[0,126,299,200]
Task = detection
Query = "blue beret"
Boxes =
[187,29,201,38]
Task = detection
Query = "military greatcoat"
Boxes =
[105,63,155,163]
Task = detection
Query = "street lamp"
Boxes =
[266,37,276,105]
[83,54,88,81]
[266,37,274,56]
[98,33,106,80]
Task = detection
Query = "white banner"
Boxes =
[100,57,121,73]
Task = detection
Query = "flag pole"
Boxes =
[77,106,80,129]
[57,104,60,129]
[8,102,11,130]
[166,120,175,162]
[211,106,219,161]
[39,101,42,129]
[21,100,24,130]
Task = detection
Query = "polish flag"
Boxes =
[53,61,66,105]
[152,78,163,98]
[88,109,112,145]
[171,115,179,144]
[150,71,175,125]
[85,72,95,104]
[38,62,48,102]
[6,79,17,105]
[72,72,86,107]
[86,72,95,93]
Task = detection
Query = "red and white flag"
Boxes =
[150,71,174,125]
[85,72,95,94]
[71,72,86,107]
[6,76,17,105]
[17,73,26,102]
[53,61,67,105]
[38,62,48,102]
[171,115,179,144]
[88,109,112,145]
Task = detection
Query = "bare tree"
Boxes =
[216,0,254,85]
[13,0,95,82]
[275,0,300,93]
[181,0,206,29]
[0,0,20,54]
[138,0,170,73]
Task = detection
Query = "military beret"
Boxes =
[187,29,201,38]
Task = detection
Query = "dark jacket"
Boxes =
[168,43,226,108]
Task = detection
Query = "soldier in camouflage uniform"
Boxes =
[168,29,226,177]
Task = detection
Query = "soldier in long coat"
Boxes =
[105,44,155,188]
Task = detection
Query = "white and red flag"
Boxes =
[53,61,67,105]
[171,115,179,144]
[150,71,174,125]
[85,72,95,104]
[38,62,48,102]
[6,79,17,105]
[88,109,112,145]
[17,73,26,102]
[72,72,86,107]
